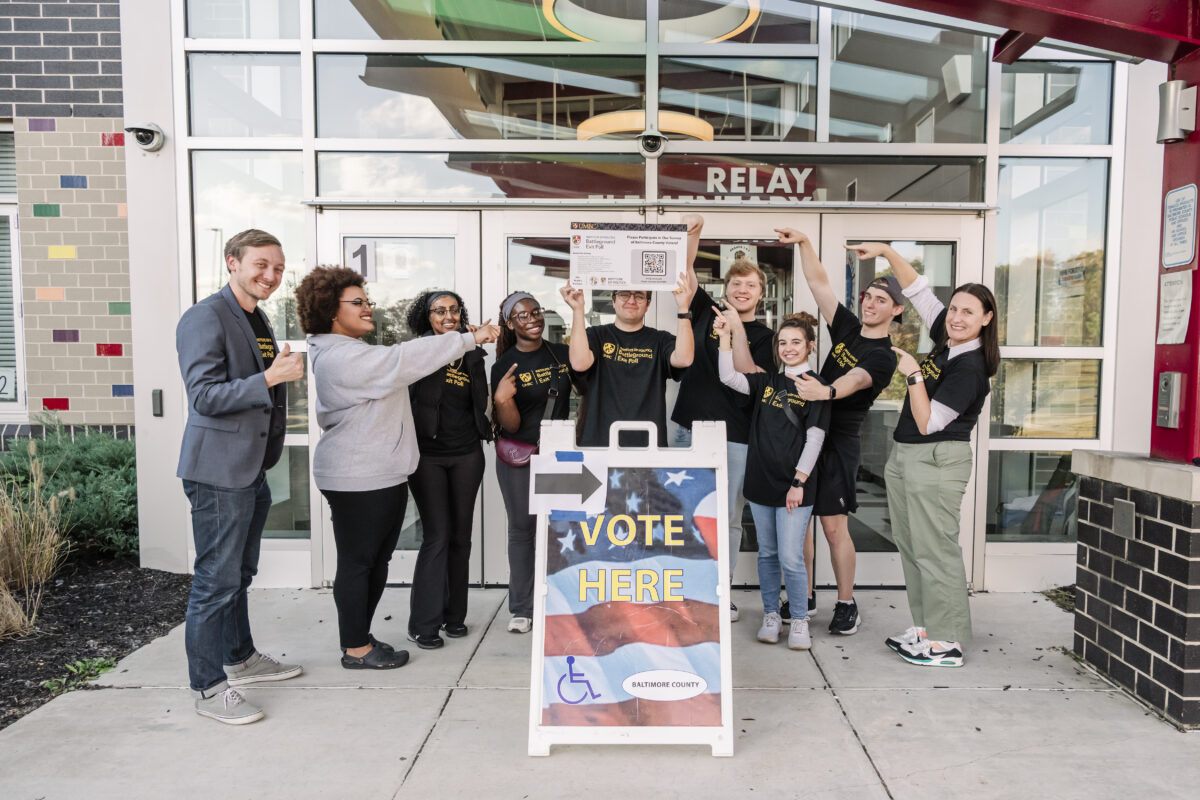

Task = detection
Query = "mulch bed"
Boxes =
[0,556,192,730]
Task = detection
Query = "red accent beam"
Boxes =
[879,0,1200,63]
[993,30,1042,64]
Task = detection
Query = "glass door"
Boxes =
[815,214,985,587]
[314,210,482,585]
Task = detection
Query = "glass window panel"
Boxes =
[657,155,984,203]
[1001,61,1112,145]
[191,151,305,338]
[987,451,1077,543]
[318,152,646,200]
[719,1,816,44]
[189,54,302,137]
[996,158,1108,347]
[351,237,456,346]
[187,0,300,38]
[829,12,987,143]
[316,55,644,140]
[991,359,1100,439]
[0,216,18,404]
[660,58,816,142]
[285,353,307,434]
[314,0,642,41]
[263,445,310,539]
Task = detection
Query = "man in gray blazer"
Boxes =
[176,229,306,725]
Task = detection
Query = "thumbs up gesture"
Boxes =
[265,342,305,387]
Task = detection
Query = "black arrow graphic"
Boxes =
[534,465,602,503]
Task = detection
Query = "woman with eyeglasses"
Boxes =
[491,291,579,634]
[298,268,499,669]
[405,290,495,650]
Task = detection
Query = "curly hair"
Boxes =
[295,265,365,335]
[406,289,470,337]
[775,311,819,368]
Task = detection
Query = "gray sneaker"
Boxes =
[195,687,264,725]
[225,651,302,686]
[756,612,782,644]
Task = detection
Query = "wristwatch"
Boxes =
[907,372,924,386]
[677,312,693,320]
[828,385,837,400]
[790,477,806,489]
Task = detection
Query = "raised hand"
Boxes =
[264,343,304,387]
[775,227,810,246]
[494,363,518,405]
[845,241,891,260]
[682,213,704,238]
[672,270,695,310]
[559,285,585,312]
[473,320,501,344]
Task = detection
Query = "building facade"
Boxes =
[16,0,1163,591]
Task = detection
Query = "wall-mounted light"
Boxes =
[1158,80,1196,144]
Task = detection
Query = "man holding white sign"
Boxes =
[561,226,696,448]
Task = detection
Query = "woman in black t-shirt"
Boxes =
[406,290,493,650]
[847,243,999,669]
[715,310,830,652]
[491,291,578,634]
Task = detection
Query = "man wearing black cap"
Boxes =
[774,227,904,636]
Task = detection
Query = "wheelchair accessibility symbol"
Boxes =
[556,656,602,705]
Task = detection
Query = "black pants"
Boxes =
[408,445,485,637]
[321,483,409,650]
[496,459,535,618]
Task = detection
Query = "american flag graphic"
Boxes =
[541,466,722,727]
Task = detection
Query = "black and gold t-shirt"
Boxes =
[581,324,680,447]
[421,359,478,456]
[244,309,275,370]
[742,371,831,507]
[893,308,991,444]
[818,304,894,435]
[490,342,574,445]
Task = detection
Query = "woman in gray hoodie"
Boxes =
[298,267,499,669]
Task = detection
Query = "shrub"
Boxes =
[0,441,71,638]
[0,424,138,558]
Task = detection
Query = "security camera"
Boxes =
[123,123,165,152]
[638,132,665,158]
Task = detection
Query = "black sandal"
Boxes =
[341,645,410,670]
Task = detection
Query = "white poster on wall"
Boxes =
[1162,184,1197,270]
[1157,271,1192,345]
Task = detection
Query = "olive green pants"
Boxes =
[884,440,974,644]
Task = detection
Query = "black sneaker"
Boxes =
[780,599,792,624]
[407,631,445,650]
[441,622,468,638]
[828,600,861,635]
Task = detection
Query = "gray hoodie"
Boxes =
[308,331,477,492]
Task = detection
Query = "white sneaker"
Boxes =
[730,602,740,623]
[224,651,302,686]
[194,687,264,725]
[507,616,532,634]
[788,618,812,650]
[896,638,964,668]
[757,612,781,644]
[884,626,927,653]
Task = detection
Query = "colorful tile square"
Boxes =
[36,287,65,301]
[52,330,79,343]
[47,246,76,259]
[107,301,131,315]
[100,132,125,146]
[96,343,123,357]
[60,175,87,189]
[42,398,69,411]
[111,385,134,398]
[32,204,60,218]
[28,119,55,132]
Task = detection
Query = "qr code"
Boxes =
[641,251,667,277]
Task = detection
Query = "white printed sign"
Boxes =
[1163,184,1197,270]
[1157,271,1193,345]
[569,222,687,292]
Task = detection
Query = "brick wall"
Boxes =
[1075,476,1200,729]
[0,1,131,425]
[0,0,123,119]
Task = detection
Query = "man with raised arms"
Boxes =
[561,246,696,449]
[775,227,904,636]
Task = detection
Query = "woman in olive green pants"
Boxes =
[846,242,999,668]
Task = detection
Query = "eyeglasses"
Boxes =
[613,291,649,304]
[430,305,461,317]
[512,308,544,324]
[341,299,377,309]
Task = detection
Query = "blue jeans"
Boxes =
[182,475,271,693]
[674,427,748,578]
[748,501,813,615]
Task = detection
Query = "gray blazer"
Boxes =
[176,284,286,489]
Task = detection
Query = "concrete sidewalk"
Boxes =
[0,588,1196,799]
